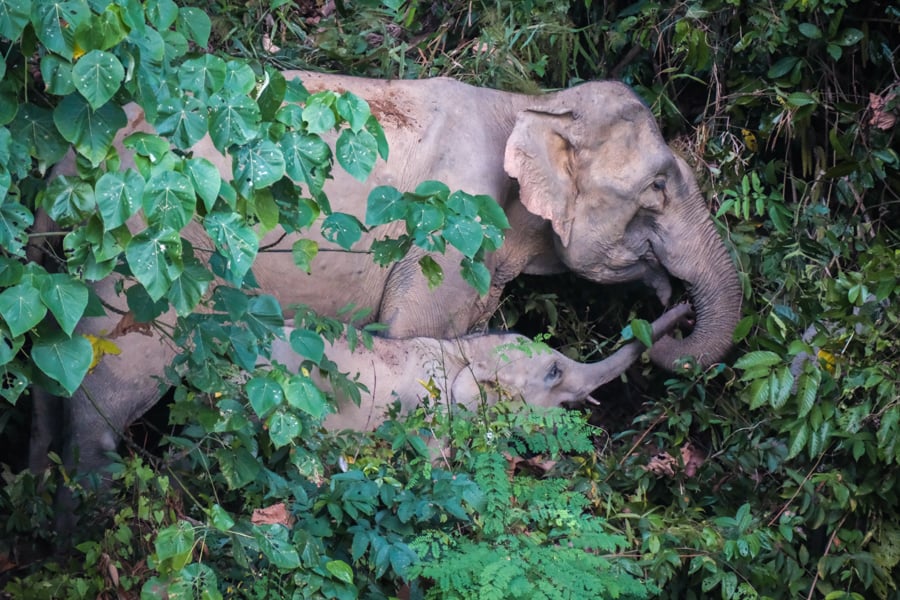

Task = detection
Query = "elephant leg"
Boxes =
[29,387,63,473]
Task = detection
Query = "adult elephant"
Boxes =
[32,71,742,475]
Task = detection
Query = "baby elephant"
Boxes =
[271,303,692,430]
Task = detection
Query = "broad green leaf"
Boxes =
[447,191,480,218]
[289,328,325,365]
[460,258,490,296]
[32,0,91,60]
[0,281,46,337]
[0,257,23,287]
[0,0,30,40]
[0,327,24,366]
[155,96,208,150]
[146,0,178,29]
[73,5,128,52]
[124,132,170,163]
[42,176,95,227]
[302,92,338,134]
[38,274,88,337]
[254,189,279,233]
[223,61,257,96]
[178,55,227,98]
[0,199,33,257]
[53,95,127,167]
[734,350,781,372]
[415,180,450,199]
[232,139,286,197]
[166,254,212,316]
[257,69,287,122]
[325,560,354,584]
[366,185,406,226]
[204,212,259,284]
[796,367,820,418]
[245,295,284,337]
[291,239,318,272]
[443,215,483,259]
[371,237,412,266]
[280,131,330,194]
[208,504,235,532]
[125,225,183,301]
[630,318,654,348]
[154,520,194,563]
[126,284,169,323]
[72,50,124,110]
[474,194,510,230]
[176,6,212,47]
[143,171,195,230]
[284,374,327,419]
[253,525,301,569]
[185,158,221,212]
[321,213,363,250]
[834,28,864,46]
[96,170,143,230]
[808,420,831,457]
[208,93,260,153]
[406,202,444,237]
[366,116,389,160]
[335,92,371,132]
[767,56,799,79]
[11,105,69,166]
[215,446,260,489]
[267,409,302,448]
[31,333,92,396]
[769,367,794,410]
[786,92,817,108]
[40,55,75,96]
[246,375,283,419]
[0,364,27,404]
[787,423,809,459]
[418,255,443,290]
[798,23,822,39]
[335,128,377,182]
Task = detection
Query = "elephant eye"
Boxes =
[651,178,667,192]
[544,362,562,384]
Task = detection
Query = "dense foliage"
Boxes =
[1,0,898,599]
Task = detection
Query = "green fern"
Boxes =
[474,452,511,537]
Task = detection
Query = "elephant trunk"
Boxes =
[573,303,694,394]
[649,194,743,369]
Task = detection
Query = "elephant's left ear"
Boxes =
[504,109,578,247]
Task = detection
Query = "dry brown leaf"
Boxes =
[868,92,897,131]
[109,311,153,338]
[251,502,295,527]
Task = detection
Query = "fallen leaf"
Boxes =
[251,502,295,527]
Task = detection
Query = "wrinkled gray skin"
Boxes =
[274,304,691,431]
[30,72,741,477]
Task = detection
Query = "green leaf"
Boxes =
[291,239,318,272]
[787,423,809,459]
[0,364,27,404]
[72,50,124,110]
[177,6,212,47]
[38,274,88,337]
[267,409,302,448]
[336,92,371,132]
[418,256,443,290]
[31,333,92,396]
[208,504,234,532]
[366,185,407,225]
[769,367,794,410]
[798,23,822,39]
[460,258,491,296]
[0,199,33,257]
[253,525,301,569]
[834,28,863,46]
[734,350,781,372]
[184,158,221,213]
[0,256,23,287]
[321,213,363,250]
[178,55,227,99]
[42,176,95,227]
[443,215,483,258]
[125,225,183,301]
[630,318,654,348]
[33,0,91,60]
[284,374,327,419]
[280,131,331,194]
[40,55,75,96]
[155,96,209,150]
[795,367,820,418]
[786,92,817,108]
[11,105,68,165]
[208,93,260,153]
[143,171,195,230]
[0,281,46,337]
[216,446,260,489]
[232,139,286,197]
[767,56,800,79]
[0,326,23,366]
[335,128,377,182]
[166,253,212,316]
[302,92,338,134]
[246,375,283,419]
[154,520,195,564]
[53,95,127,167]
[289,328,325,365]
[0,0,31,40]
[96,170,143,230]
[204,212,259,285]
[326,560,354,584]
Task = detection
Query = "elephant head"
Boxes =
[504,82,742,368]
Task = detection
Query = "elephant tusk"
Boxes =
[585,396,601,406]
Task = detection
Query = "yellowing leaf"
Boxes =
[417,377,441,400]
[817,349,836,373]
[85,334,121,371]
[741,128,758,152]
[72,41,86,61]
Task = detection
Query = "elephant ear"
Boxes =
[504,109,578,247]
